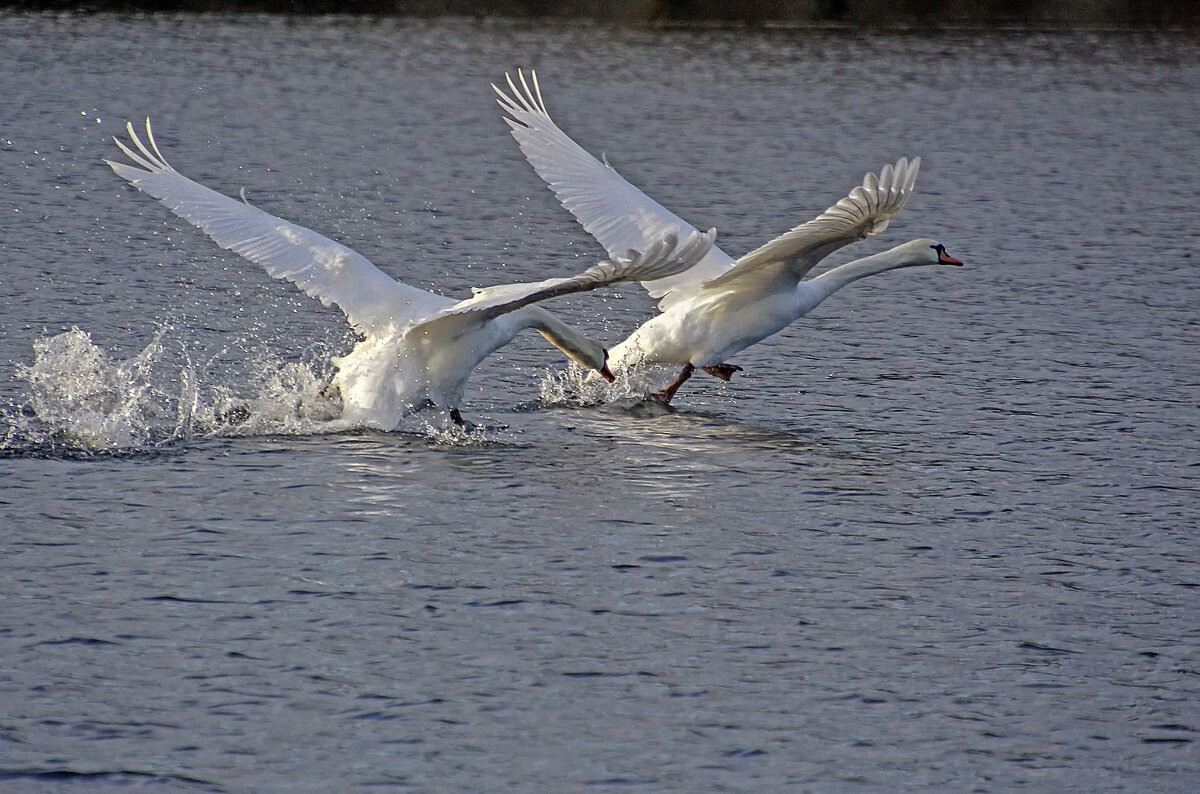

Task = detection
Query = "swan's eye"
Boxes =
[931,244,944,254]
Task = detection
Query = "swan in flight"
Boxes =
[106,120,715,427]
[494,71,962,404]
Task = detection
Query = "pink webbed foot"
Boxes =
[650,363,695,405]
[701,363,743,382]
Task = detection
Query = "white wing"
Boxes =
[438,227,716,321]
[706,157,921,290]
[106,119,447,337]
[494,70,736,306]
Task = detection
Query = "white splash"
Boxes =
[16,326,174,450]
[6,326,342,454]
[538,363,663,408]
[2,325,508,456]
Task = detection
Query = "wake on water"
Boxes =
[2,327,662,457]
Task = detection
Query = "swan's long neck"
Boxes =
[808,249,921,302]
[523,306,606,370]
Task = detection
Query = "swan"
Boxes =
[106,120,715,427]
[494,71,962,404]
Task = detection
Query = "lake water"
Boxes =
[2,12,1198,792]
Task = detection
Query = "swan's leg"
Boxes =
[448,408,481,432]
[701,363,742,381]
[651,363,695,404]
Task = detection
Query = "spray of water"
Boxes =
[538,363,664,408]
[3,326,344,456]
[1,325,519,456]
[12,326,178,451]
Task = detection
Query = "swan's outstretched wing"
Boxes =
[106,120,446,337]
[438,227,716,322]
[704,157,921,291]
[495,71,736,304]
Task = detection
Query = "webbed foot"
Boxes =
[650,363,696,405]
[449,408,476,431]
[701,363,742,381]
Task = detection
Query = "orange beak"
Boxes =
[599,364,616,382]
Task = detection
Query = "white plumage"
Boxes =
[495,71,962,404]
[107,119,714,426]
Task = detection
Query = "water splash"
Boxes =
[12,326,178,452]
[538,363,666,408]
[2,326,343,456]
[1,326,519,457]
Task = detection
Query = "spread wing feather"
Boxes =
[440,227,715,321]
[494,71,735,305]
[107,120,447,337]
[705,156,920,290]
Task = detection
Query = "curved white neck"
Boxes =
[809,249,919,301]
[523,306,604,366]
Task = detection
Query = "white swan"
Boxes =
[494,71,962,404]
[106,120,715,427]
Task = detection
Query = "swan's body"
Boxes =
[495,71,962,403]
[613,237,962,401]
[107,120,713,427]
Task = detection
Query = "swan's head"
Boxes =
[537,329,616,381]
[889,238,963,267]
[571,343,616,382]
[597,350,617,382]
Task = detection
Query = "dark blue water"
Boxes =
[2,13,1198,792]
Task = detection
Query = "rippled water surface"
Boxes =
[2,13,1198,792]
